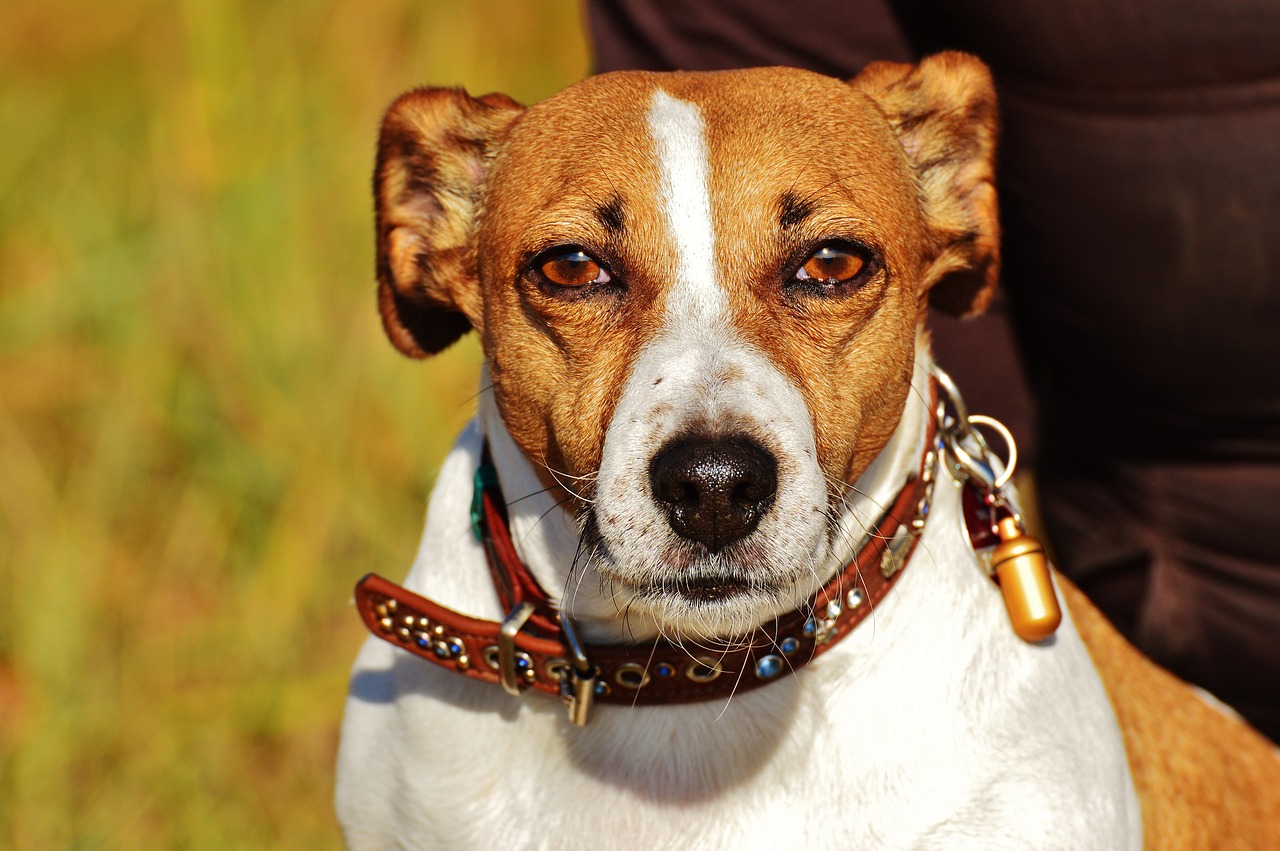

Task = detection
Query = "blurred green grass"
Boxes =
[0,1,587,847]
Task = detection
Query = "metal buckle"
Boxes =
[558,613,597,726]
[498,602,536,696]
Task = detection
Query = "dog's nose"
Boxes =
[649,436,778,553]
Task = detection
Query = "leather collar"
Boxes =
[354,382,940,722]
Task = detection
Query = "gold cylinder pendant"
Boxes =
[991,517,1062,643]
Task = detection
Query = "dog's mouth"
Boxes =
[672,575,753,604]
[616,571,780,607]
[586,530,825,638]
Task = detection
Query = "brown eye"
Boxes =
[797,244,866,284]
[538,249,611,287]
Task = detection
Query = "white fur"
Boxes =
[647,90,724,324]
[336,87,1142,850]
[336,349,1142,848]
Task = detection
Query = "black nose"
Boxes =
[649,436,778,554]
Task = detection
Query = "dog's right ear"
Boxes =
[851,53,999,318]
[374,88,523,357]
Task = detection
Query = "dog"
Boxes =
[336,53,1280,849]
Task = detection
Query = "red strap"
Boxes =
[355,462,926,705]
[479,483,561,636]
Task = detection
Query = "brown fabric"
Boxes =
[586,0,915,79]
[586,0,1280,741]
[1042,462,1280,743]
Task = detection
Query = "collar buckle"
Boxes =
[558,613,597,726]
[498,602,537,696]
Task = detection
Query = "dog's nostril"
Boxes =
[649,436,778,554]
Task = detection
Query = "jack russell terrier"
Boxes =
[336,53,1280,849]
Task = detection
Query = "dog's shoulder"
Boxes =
[1062,576,1280,848]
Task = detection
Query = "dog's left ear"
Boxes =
[374,88,525,357]
[852,52,999,317]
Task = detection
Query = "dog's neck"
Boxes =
[476,331,935,644]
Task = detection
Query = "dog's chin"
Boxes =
[588,520,834,639]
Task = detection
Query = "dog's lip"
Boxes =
[673,576,753,604]
[618,573,772,605]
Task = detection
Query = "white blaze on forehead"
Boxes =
[647,89,726,324]
[579,88,833,642]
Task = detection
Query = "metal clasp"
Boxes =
[498,602,536,696]
[933,365,1018,493]
[558,613,597,726]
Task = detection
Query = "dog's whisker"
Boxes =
[515,494,577,548]
[559,533,589,616]
[527,451,599,507]
[544,469,596,506]
[461,382,497,407]
[505,482,567,508]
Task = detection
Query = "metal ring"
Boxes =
[944,425,999,490]
[931,364,969,426]
[685,656,722,683]
[967,415,1017,490]
[613,662,651,690]
[543,658,572,683]
[945,410,1023,492]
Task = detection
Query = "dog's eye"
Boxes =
[537,248,612,288]
[795,243,866,284]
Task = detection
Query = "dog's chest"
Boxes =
[335,434,1140,850]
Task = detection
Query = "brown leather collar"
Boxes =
[354,386,939,721]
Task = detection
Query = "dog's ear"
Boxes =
[374,88,524,357]
[852,52,999,317]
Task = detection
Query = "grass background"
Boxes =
[0,2,587,847]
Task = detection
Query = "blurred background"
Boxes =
[0,1,587,847]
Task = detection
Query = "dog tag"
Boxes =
[990,517,1061,643]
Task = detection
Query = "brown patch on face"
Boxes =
[627,61,997,495]
[475,73,684,493]
[715,363,745,384]
[650,69,927,494]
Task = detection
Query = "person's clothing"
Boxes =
[587,0,1280,741]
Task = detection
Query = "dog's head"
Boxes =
[374,55,997,638]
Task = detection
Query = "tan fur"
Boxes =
[1063,576,1280,848]
[374,88,522,356]
[374,56,999,499]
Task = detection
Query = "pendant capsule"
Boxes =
[991,517,1062,642]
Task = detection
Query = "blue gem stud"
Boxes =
[755,654,784,680]
[802,618,818,638]
[655,662,675,678]
[779,637,799,655]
